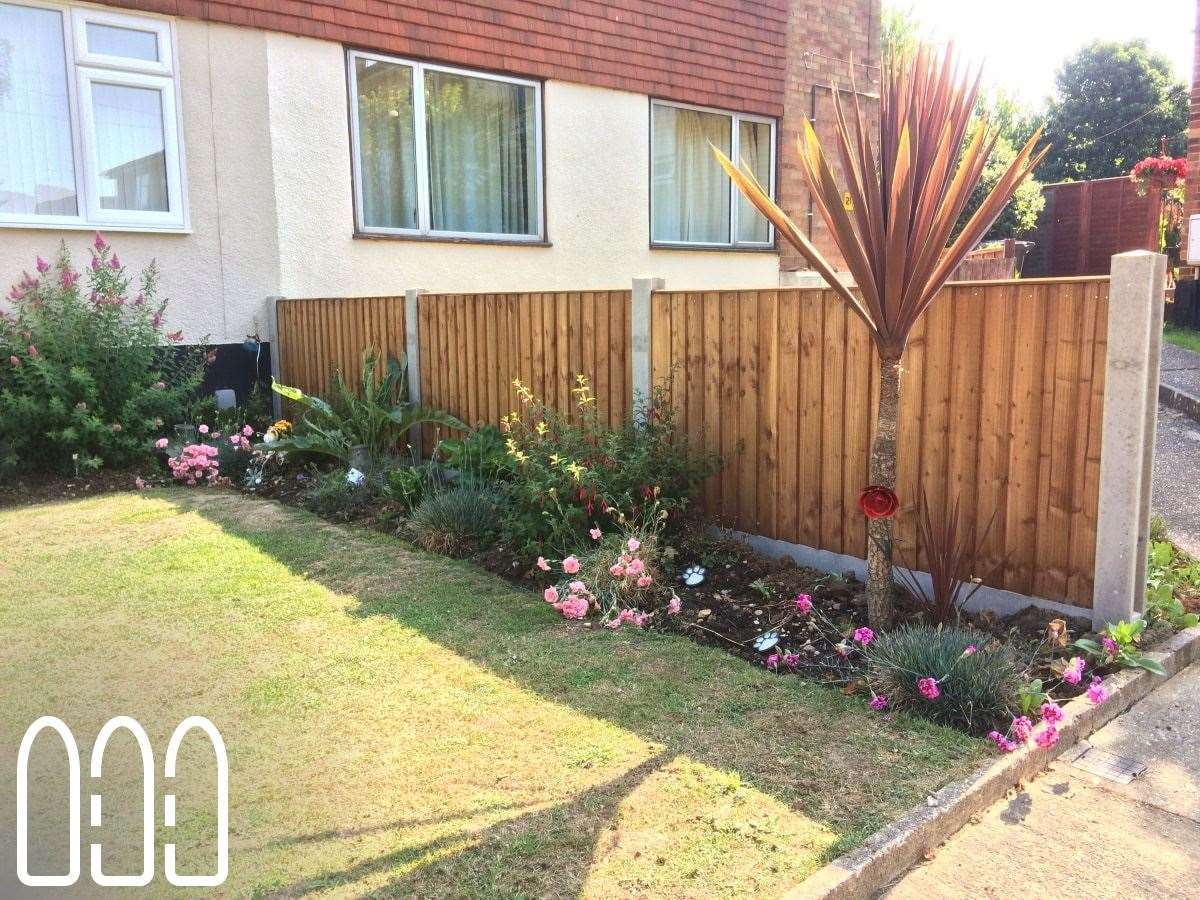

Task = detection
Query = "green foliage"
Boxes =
[880,4,924,60]
[1043,40,1187,182]
[437,425,508,480]
[301,468,386,522]
[1016,678,1050,718]
[1075,618,1167,676]
[0,240,204,474]
[495,377,721,558]
[1146,540,1200,631]
[953,133,1045,241]
[408,484,502,556]
[864,626,1022,733]
[383,461,444,512]
[268,348,467,465]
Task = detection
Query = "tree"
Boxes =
[1042,40,1187,182]
[714,45,1046,629]
[954,134,1045,240]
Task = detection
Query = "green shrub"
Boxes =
[863,625,1022,733]
[302,468,385,522]
[383,460,444,512]
[269,348,467,466]
[495,377,719,557]
[0,238,204,474]
[438,425,508,480]
[408,485,501,556]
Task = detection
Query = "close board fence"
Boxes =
[273,258,1164,621]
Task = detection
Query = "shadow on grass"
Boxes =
[173,493,978,894]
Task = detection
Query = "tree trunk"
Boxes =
[866,352,903,630]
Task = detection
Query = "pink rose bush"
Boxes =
[167,443,221,486]
[536,532,665,627]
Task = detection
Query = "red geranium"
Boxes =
[1130,155,1187,192]
[858,485,899,519]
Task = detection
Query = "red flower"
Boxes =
[858,485,899,519]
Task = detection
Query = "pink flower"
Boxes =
[636,575,652,588]
[35,255,49,274]
[589,528,602,540]
[1062,657,1085,686]
[109,254,121,269]
[198,424,209,434]
[242,425,254,437]
[568,580,586,593]
[536,557,550,572]
[1040,702,1065,725]
[134,477,147,490]
[783,652,800,669]
[562,556,580,574]
[1034,725,1059,749]
[627,538,640,552]
[543,586,559,604]
[853,627,874,646]
[963,644,977,656]
[795,594,813,614]
[617,608,637,625]
[166,330,183,342]
[869,695,889,711]
[917,677,940,700]
[558,595,589,619]
[90,256,101,272]
[667,595,682,615]
[609,564,626,577]
[765,652,780,670]
[93,232,107,250]
[988,731,1019,753]
[1011,716,1033,742]
[1101,636,1119,657]
[155,438,169,449]
[60,269,78,288]
[626,558,645,576]
[8,355,19,368]
[26,345,38,358]
[1086,676,1110,705]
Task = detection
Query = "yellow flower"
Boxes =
[535,421,548,436]
[549,453,562,466]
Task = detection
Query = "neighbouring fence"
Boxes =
[1024,177,1160,277]
[273,254,1166,624]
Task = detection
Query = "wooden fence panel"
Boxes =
[650,277,1110,607]
[275,295,408,401]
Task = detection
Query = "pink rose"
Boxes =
[589,528,602,540]
[609,564,626,578]
[795,594,813,614]
[917,677,940,701]
[562,556,580,574]
[543,586,559,604]
[155,438,169,449]
[636,575,652,588]
[536,557,550,572]
[198,424,209,435]
[242,425,254,436]
[667,595,682,615]
[626,558,645,576]
[558,596,589,619]
[627,538,641,552]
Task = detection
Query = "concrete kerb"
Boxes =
[787,624,1200,900]
[1159,381,1200,424]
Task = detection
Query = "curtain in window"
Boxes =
[0,2,78,216]
[91,82,168,212]
[737,119,771,243]
[355,58,418,230]
[651,105,730,244]
[424,70,536,236]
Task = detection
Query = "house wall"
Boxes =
[264,31,781,299]
[0,18,281,346]
[1188,0,1200,220]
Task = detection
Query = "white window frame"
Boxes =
[347,49,545,243]
[0,0,188,232]
[649,98,776,250]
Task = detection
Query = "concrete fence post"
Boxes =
[404,288,425,455]
[631,277,663,409]
[1093,250,1167,627]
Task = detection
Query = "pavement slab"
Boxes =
[1160,342,1200,396]
[882,662,1200,900]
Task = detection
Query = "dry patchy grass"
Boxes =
[0,491,982,898]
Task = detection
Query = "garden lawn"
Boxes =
[1164,324,1200,355]
[0,492,982,898]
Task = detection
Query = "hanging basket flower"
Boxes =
[858,486,899,519]
[1130,155,1187,196]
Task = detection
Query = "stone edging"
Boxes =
[1159,382,1200,424]
[787,625,1200,900]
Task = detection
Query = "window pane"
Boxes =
[424,70,537,236]
[91,82,168,212]
[737,120,772,243]
[86,22,160,61]
[0,3,78,216]
[652,105,730,244]
[354,57,417,230]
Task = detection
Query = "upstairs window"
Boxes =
[0,2,186,230]
[650,100,775,248]
[348,51,544,242]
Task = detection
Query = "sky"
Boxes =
[900,0,1194,106]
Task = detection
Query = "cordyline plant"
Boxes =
[714,43,1048,629]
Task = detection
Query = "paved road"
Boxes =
[883,662,1200,899]
[1154,402,1200,557]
